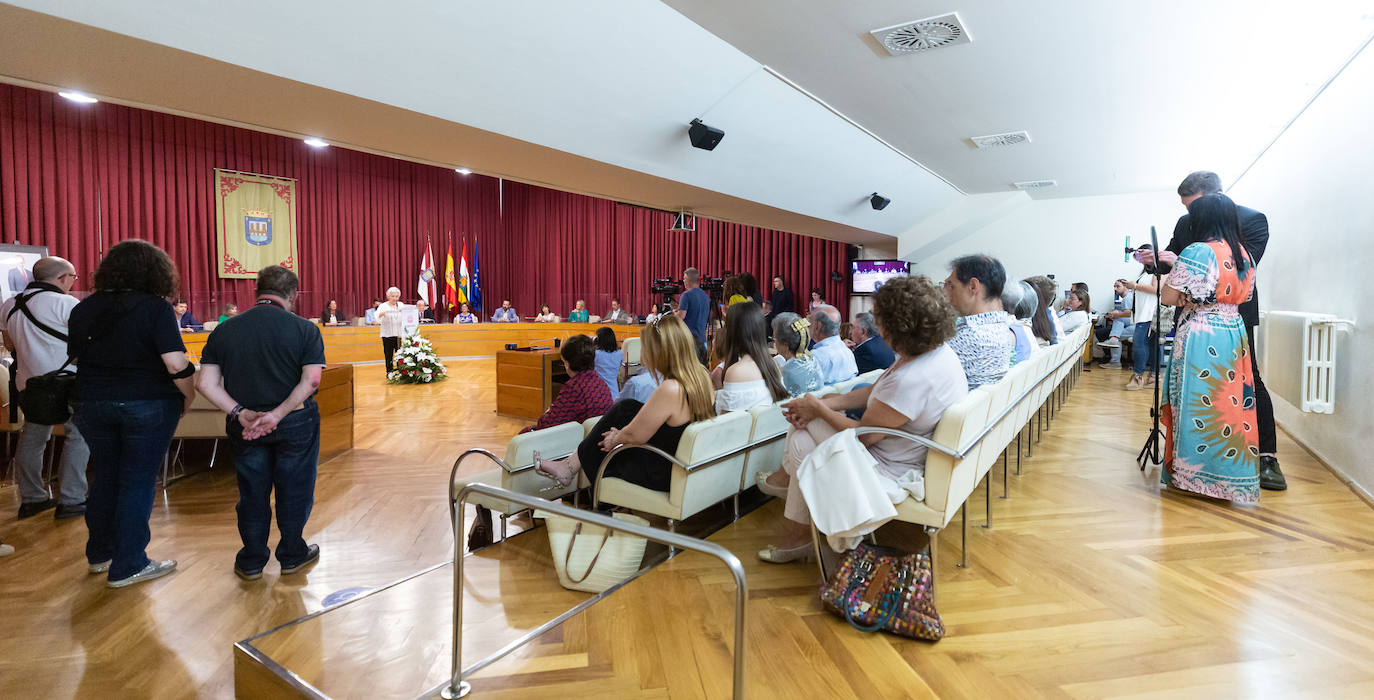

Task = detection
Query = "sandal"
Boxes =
[754,471,789,499]
[757,542,812,564]
[532,450,575,490]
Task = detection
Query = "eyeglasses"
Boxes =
[61,273,79,281]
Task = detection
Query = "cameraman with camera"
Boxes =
[675,267,710,363]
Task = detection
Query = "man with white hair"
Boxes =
[807,304,857,385]
[849,311,895,375]
[0,256,90,520]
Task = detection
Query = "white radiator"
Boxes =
[1260,311,1357,414]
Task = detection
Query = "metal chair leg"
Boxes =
[732,493,739,521]
[499,514,508,542]
[982,474,992,528]
[208,439,220,469]
[667,519,677,558]
[958,503,968,568]
[1001,450,1009,498]
[926,526,939,606]
[1017,433,1024,473]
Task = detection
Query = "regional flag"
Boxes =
[444,242,458,312]
[457,241,471,305]
[417,241,437,306]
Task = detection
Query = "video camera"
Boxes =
[650,271,729,307]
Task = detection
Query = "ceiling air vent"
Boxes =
[871,13,972,56]
[971,131,1030,149]
[1014,180,1058,190]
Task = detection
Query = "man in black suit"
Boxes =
[1148,170,1284,491]
[849,311,895,375]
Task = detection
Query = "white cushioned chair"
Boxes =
[450,421,587,542]
[593,411,754,545]
[740,401,788,499]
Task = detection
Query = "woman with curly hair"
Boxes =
[69,239,196,588]
[756,275,969,563]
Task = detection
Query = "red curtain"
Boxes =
[1,82,848,323]
[490,181,849,318]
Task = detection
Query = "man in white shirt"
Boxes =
[807,305,857,385]
[603,298,630,324]
[0,257,90,520]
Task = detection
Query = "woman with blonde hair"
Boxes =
[535,314,715,492]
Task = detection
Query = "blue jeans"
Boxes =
[74,398,183,580]
[227,406,320,571]
[1132,322,1160,376]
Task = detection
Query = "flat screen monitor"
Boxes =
[850,259,910,294]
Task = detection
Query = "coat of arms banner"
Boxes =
[214,168,299,279]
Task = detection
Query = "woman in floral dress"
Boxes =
[1160,193,1259,503]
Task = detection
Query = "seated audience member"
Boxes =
[807,305,858,385]
[463,336,616,548]
[217,303,238,323]
[321,299,347,326]
[454,302,478,324]
[568,299,589,323]
[1022,276,1061,345]
[1097,279,1134,368]
[491,299,519,323]
[761,300,773,339]
[364,298,382,325]
[643,303,663,325]
[944,255,1015,389]
[712,302,788,413]
[756,275,968,563]
[849,312,896,374]
[173,299,200,332]
[416,299,436,323]
[525,335,614,433]
[808,288,825,312]
[839,321,854,349]
[534,304,558,323]
[533,314,714,491]
[603,298,631,324]
[593,327,623,400]
[621,368,662,403]
[1057,288,1090,334]
[1001,280,1040,365]
[771,312,824,397]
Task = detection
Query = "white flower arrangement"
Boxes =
[386,332,448,384]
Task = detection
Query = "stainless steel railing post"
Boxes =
[442,482,749,699]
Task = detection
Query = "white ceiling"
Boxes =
[662,0,1374,198]
[2,0,1372,245]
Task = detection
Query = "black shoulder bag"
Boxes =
[7,291,134,425]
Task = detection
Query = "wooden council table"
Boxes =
[181,322,641,365]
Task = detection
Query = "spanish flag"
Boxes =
[444,241,458,313]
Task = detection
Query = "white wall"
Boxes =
[1227,40,1374,491]
[904,191,1184,313]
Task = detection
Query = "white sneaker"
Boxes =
[1097,338,1122,348]
[1098,361,1122,369]
[0,543,14,557]
[107,559,177,588]
[88,560,111,574]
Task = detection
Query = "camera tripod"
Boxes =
[1136,225,1166,472]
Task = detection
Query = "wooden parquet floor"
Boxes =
[3,361,1374,699]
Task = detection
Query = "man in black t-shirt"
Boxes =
[197,265,327,580]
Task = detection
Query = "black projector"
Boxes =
[688,119,724,151]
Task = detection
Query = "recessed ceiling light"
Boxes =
[303,138,329,148]
[454,167,471,175]
[58,91,98,104]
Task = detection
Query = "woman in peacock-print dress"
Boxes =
[1160,193,1259,503]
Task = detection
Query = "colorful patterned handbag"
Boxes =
[818,543,944,641]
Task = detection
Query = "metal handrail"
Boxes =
[855,331,1089,461]
[442,482,749,699]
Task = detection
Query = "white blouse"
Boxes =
[714,379,772,414]
[376,302,405,338]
